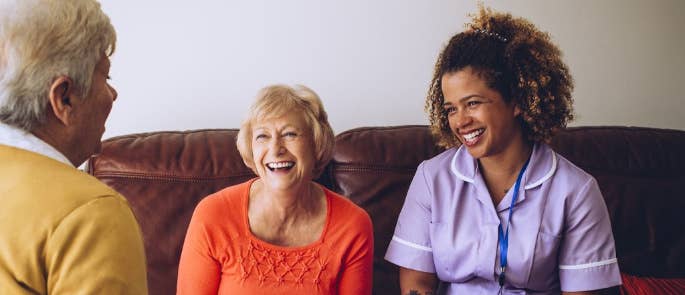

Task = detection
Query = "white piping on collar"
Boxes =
[450,146,557,189]
[524,152,556,189]
[451,149,475,183]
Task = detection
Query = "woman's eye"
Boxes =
[467,100,481,107]
[284,132,297,138]
[444,106,456,114]
[254,134,267,141]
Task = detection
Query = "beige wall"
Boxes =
[100,0,685,139]
[488,0,685,129]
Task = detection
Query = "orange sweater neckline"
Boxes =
[241,178,333,251]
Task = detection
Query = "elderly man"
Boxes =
[0,0,147,294]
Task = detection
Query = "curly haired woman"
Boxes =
[385,5,621,295]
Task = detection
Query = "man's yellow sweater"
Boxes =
[0,145,148,294]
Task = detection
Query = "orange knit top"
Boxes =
[177,179,374,295]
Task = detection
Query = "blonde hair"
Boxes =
[0,0,116,131]
[237,85,335,178]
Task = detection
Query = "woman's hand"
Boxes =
[399,267,438,295]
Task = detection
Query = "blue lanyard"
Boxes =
[497,157,530,287]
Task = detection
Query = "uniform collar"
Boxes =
[0,122,73,166]
[451,143,557,191]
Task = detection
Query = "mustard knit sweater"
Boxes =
[0,145,148,294]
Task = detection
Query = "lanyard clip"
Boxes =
[498,266,506,286]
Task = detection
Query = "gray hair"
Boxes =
[0,0,116,131]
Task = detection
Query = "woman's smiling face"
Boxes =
[442,66,523,160]
[251,112,316,191]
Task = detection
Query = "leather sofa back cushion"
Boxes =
[88,126,685,295]
[89,130,255,295]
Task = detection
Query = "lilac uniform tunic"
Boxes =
[385,143,621,294]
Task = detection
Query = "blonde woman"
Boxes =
[178,85,374,295]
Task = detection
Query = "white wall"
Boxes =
[99,0,685,139]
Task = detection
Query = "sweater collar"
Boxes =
[0,122,72,166]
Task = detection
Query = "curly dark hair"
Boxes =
[426,5,574,148]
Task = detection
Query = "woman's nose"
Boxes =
[269,138,286,154]
[452,109,471,129]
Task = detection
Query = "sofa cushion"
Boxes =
[329,126,444,295]
[549,127,685,278]
[88,125,685,295]
[88,129,256,295]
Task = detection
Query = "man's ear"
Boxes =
[47,76,76,126]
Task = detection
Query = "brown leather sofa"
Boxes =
[87,125,685,295]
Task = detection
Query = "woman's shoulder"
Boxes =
[413,147,466,186]
[410,147,459,179]
[323,188,372,226]
[193,179,252,220]
[546,146,597,186]
[423,147,458,167]
[322,188,374,247]
[325,189,367,215]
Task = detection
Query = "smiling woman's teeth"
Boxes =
[267,162,294,169]
[464,129,484,141]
